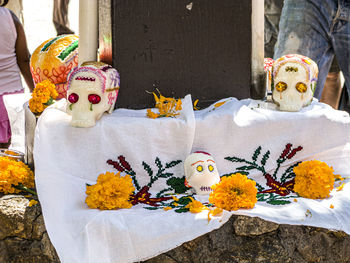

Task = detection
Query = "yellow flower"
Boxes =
[28,200,38,207]
[336,183,345,192]
[29,79,57,114]
[209,173,257,211]
[207,207,223,222]
[293,160,335,199]
[0,157,35,194]
[85,172,135,210]
[193,99,200,110]
[214,100,226,108]
[163,207,172,211]
[146,90,182,119]
[185,197,208,213]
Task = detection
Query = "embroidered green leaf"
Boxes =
[165,160,182,169]
[144,207,158,210]
[225,156,245,163]
[261,150,270,165]
[252,146,262,162]
[177,196,192,205]
[155,157,162,170]
[174,207,190,213]
[255,182,264,192]
[142,161,153,177]
[156,188,173,198]
[166,177,190,194]
[267,199,291,205]
[159,173,174,178]
[236,166,256,171]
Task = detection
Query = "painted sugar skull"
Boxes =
[184,152,220,195]
[30,35,79,99]
[272,54,318,112]
[66,62,120,127]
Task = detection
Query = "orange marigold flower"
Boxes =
[209,173,257,211]
[0,157,35,194]
[163,207,172,211]
[146,90,182,119]
[29,79,57,114]
[85,172,135,210]
[185,197,208,213]
[330,204,334,209]
[293,160,335,199]
[28,200,38,207]
[336,183,345,192]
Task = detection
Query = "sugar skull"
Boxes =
[184,152,220,195]
[30,35,79,99]
[66,62,120,127]
[272,54,318,112]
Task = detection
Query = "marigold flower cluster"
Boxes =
[147,91,182,119]
[209,173,257,211]
[293,160,335,199]
[85,171,135,210]
[0,157,35,194]
[29,79,58,114]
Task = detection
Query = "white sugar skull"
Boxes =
[66,62,120,127]
[272,54,318,112]
[184,152,220,195]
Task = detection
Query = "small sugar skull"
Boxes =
[66,62,120,127]
[272,54,318,112]
[184,152,220,195]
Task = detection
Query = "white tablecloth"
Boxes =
[34,97,350,263]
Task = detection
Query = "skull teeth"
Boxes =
[200,186,213,192]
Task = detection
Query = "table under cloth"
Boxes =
[34,96,350,263]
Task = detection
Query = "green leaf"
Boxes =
[177,196,192,205]
[236,166,256,171]
[165,160,182,169]
[252,146,262,161]
[159,173,174,178]
[166,177,191,194]
[266,199,291,205]
[144,207,158,210]
[142,161,153,177]
[255,182,264,192]
[175,207,190,213]
[155,157,162,170]
[225,156,245,163]
[261,150,270,165]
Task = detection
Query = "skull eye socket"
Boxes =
[196,165,203,172]
[295,82,307,93]
[68,93,79,104]
[88,94,101,104]
[275,82,287,92]
[208,164,214,172]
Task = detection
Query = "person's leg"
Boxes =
[274,0,337,99]
[320,58,342,109]
[53,0,73,35]
[332,1,350,109]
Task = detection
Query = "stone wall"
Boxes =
[1,195,350,263]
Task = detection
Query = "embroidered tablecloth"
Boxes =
[34,97,350,263]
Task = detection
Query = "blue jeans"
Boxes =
[275,0,350,99]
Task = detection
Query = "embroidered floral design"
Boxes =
[107,155,193,212]
[225,143,302,205]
